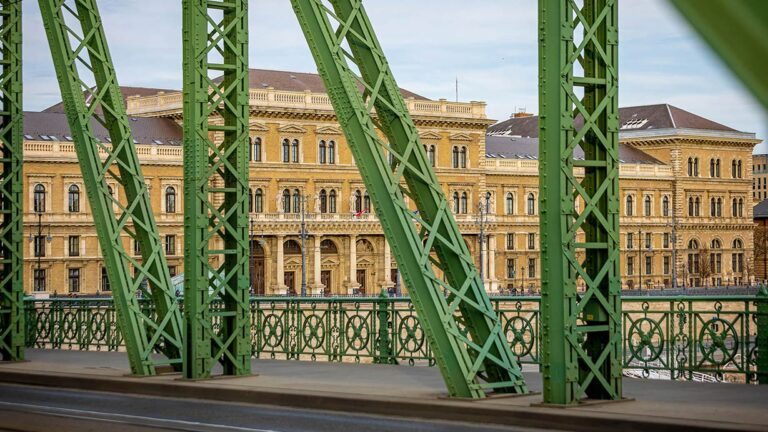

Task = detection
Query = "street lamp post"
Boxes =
[29,210,52,293]
[249,217,254,296]
[477,192,491,286]
[521,265,526,294]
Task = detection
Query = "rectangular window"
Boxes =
[165,235,176,256]
[101,267,111,292]
[68,235,80,257]
[645,256,652,275]
[134,240,141,256]
[527,233,535,250]
[68,268,80,293]
[169,266,177,278]
[34,235,46,257]
[506,233,515,250]
[527,258,536,279]
[663,233,670,249]
[33,269,46,292]
[663,256,670,275]
[645,233,652,249]
[627,256,634,276]
[506,259,516,279]
[627,233,633,249]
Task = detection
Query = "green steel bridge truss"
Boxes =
[539,0,622,404]
[0,0,764,405]
[0,0,22,362]
[290,0,527,398]
[37,0,184,375]
[182,0,251,379]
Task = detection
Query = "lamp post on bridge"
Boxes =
[477,192,491,288]
[299,195,308,297]
[28,210,52,294]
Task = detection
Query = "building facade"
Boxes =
[753,154,768,201]
[21,70,761,296]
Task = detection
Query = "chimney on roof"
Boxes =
[512,107,533,118]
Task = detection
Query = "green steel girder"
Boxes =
[38,0,183,375]
[0,0,22,362]
[539,0,622,404]
[182,0,251,379]
[668,0,768,112]
[290,0,527,398]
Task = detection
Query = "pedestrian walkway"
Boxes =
[1,350,765,431]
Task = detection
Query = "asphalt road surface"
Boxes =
[0,383,559,432]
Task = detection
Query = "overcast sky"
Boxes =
[22,0,767,152]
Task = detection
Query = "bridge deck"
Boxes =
[0,350,765,431]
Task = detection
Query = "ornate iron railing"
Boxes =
[23,294,766,384]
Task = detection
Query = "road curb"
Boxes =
[0,369,759,432]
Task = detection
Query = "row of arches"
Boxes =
[689,156,744,178]
[625,195,671,217]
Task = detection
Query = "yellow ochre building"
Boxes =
[21,69,761,296]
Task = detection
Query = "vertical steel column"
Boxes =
[0,0,22,362]
[182,0,251,379]
[38,0,184,375]
[291,0,527,398]
[539,0,622,404]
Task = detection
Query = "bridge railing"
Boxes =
[23,293,765,383]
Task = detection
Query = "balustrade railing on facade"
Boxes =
[23,293,766,383]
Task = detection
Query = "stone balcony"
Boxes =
[125,88,488,120]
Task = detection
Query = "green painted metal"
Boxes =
[182,0,251,379]
[668,0,768,111]
[38,0,183,375]
[758,286,767,384]
[290,0,527,398]
[24,294,762,383]
[0,0,22,362]
[539,0,622,404]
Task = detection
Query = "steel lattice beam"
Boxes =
[0,0,22,362]
[38,0,183,375]
[291,0,527,398]
[539,0,622,404]
[668,0,768,111]
[182,0,251,379]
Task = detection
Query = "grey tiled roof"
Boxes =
[488,104,738,137]
[485,135,662,165]
[754,199,768,219]
[24,111,182,145]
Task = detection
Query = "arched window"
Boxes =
[738,160,743,178]
[738,198,744,217]
[428,145,436,167]
[715,159,721,177]
[328,141,336,164]
[68,184,80,213]
[249,188,253,212]
[688,197,694,216]
[688,239,700,275]
[527,193,536,216]
[282,189,291,213]
[33,183,45,213]
[693,157,699,176]
[452,146,459,168]
[329,190,337,213]
[165,186,176,214]
[254,188,263,213]
[717,198,722,217]
[710,198,716,217]
[363,191,371,212]
[318,140,327,164]
[732,160,737,178]
[644,195,651,216]
[711,239,723,274]
[694,197,700,216]
[453,192,460,214]
[319,189,328,213]
[251,137,262,162]
[282,139,290,163]
[460,192,468,214]
[354,190,362,214]
[710,159,716,177]
[506,193,514,215]
[291,139,300,163]
[626,195,634,216]
[459,146,467,168]
[292,189,301,213]
[688,157,694,177]
[662,196,670,217]
[732,239,744,273]
[711,239,721,249]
